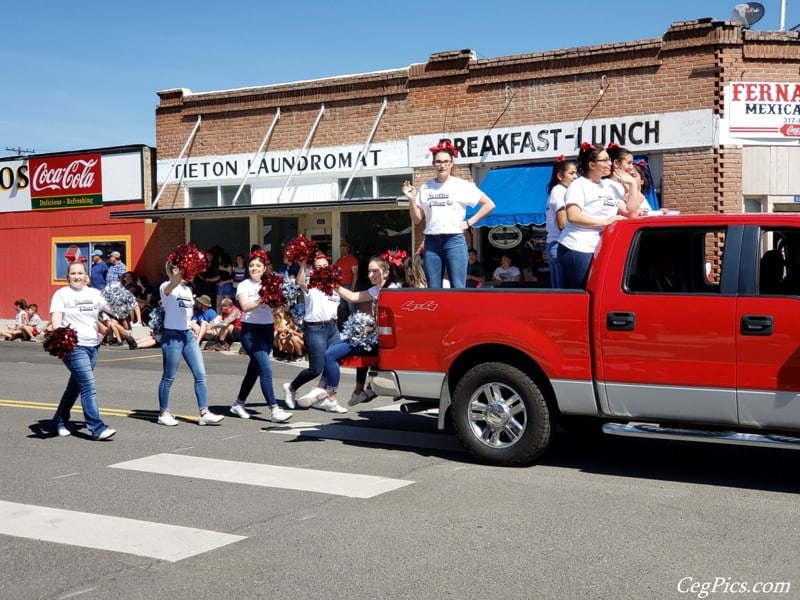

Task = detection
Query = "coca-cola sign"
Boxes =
[29,153,103,210]
[780,124,800,137]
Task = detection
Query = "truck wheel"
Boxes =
[451,362,553,467]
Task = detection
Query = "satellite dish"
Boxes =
[731,2,765,28]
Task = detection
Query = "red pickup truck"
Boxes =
[370,214,800,466]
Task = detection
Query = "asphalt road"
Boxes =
[0,340,798,600]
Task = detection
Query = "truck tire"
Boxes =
[451,362,553,467]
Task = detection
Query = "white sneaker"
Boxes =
[269,408,293,423]
[297,388,327,408]
[365,388,378,401]
[348,390,369,407]
[97,428,116,440]
[157,413,179,426]
[198,411,224,425]
[229,402,250,419]
[282,383,296,409]
[313,398,348,413]
[57,427,71,437]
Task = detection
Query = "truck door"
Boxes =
[596,225,738,424]
[736,226,800,429]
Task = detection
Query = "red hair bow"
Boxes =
[556,154,567,163]
[580,141,597,151]
[428,139,460,157]
[606,142,620,150]
[634,159,648,168]
[382,249,408,267]
[249,249,270,264]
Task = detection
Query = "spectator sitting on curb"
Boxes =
[210,296,241,351]
[191,294,220,345]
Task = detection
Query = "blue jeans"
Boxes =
[290,321,339,392]
[558,244,593,289]
[546,240,563,289]
[423,233,468,288]
[52,345,110,439]
[158,329,208,412]
[321,340,375,391]
[237,322,278,408]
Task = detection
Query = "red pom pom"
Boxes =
[167,243,208,281]
[43,327,78,359]
[308,264,343,296]
[258,272,287,308]
[284,234,317,264]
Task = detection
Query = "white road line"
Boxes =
[266,421,465,453]
[111,453,414,499]
[0,500,245,563]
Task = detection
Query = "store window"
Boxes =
[341,209,410,289]
[189,218,250,260]
[189,185,251,207]
[338,174,410,199]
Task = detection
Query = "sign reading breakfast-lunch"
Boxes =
[28,153,103,210]
[725,82,800,141]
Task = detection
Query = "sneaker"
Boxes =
[97,428,116,440]
[297,388,327,408]
[198,411,224,425]
[269,408,293,423]
[215,343,230,351]
[348,390,370,407]
[126,335,138,350]
[57,426,71,437]
[313,398,348,413]
[229,402,250,419]
[282,383,296,409]
[157,412,179,426]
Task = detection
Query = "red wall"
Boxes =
[0,202,157,320]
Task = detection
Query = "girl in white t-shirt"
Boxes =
[49,260,116,440]
[545,156,577,289]
[230,250,292,423]
[402,139,495,288]
[558,142,642,288]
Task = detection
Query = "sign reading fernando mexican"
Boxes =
[29,153,103,210]
[725,82,800,140]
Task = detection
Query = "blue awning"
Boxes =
[467,165,551,227]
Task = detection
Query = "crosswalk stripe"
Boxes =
[110,453,414,498]
[0,500,245,562]
[266,421,465,453]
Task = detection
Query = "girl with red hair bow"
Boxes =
[401,139,495,288]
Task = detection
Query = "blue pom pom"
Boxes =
[102,283,137,320]
[341,312,377,352]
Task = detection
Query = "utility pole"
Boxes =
[780,0,786,30]
[4,146,35,157]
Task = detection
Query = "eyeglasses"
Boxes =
[593,158,611,164]
[434,160,452,165]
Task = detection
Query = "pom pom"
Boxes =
[308,264,343,296]
[167,243,208,281]
[101,283,137,320]
[341,312,377,352]
[284,234,317,264]
[258,272,287,308]
[148,306,164,340]
[43,327,78,359]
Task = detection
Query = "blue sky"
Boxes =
[1,0,796,157]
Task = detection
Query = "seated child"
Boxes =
[3,299,29,341]
[19,303,42,341]
[274,307,304,361]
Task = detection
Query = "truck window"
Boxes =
[758,227,800,296]
[625,227,726,294]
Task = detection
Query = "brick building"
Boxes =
[111,18,800,286]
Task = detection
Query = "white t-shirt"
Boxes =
[493,265,522,282]
[559,177,619,253]
[160,281,194,330]
[50,285,106,347]
[304,286,340,322]
[416,176,483,235]
[608,179,652,213]
[237,278,274,325]
[545,184,567,244]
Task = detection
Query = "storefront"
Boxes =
[0,145,156,318]
[110,18,799,289]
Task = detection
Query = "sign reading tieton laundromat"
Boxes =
[156,141,408,184]
[724,82,800,141]
[409,109,714,166]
